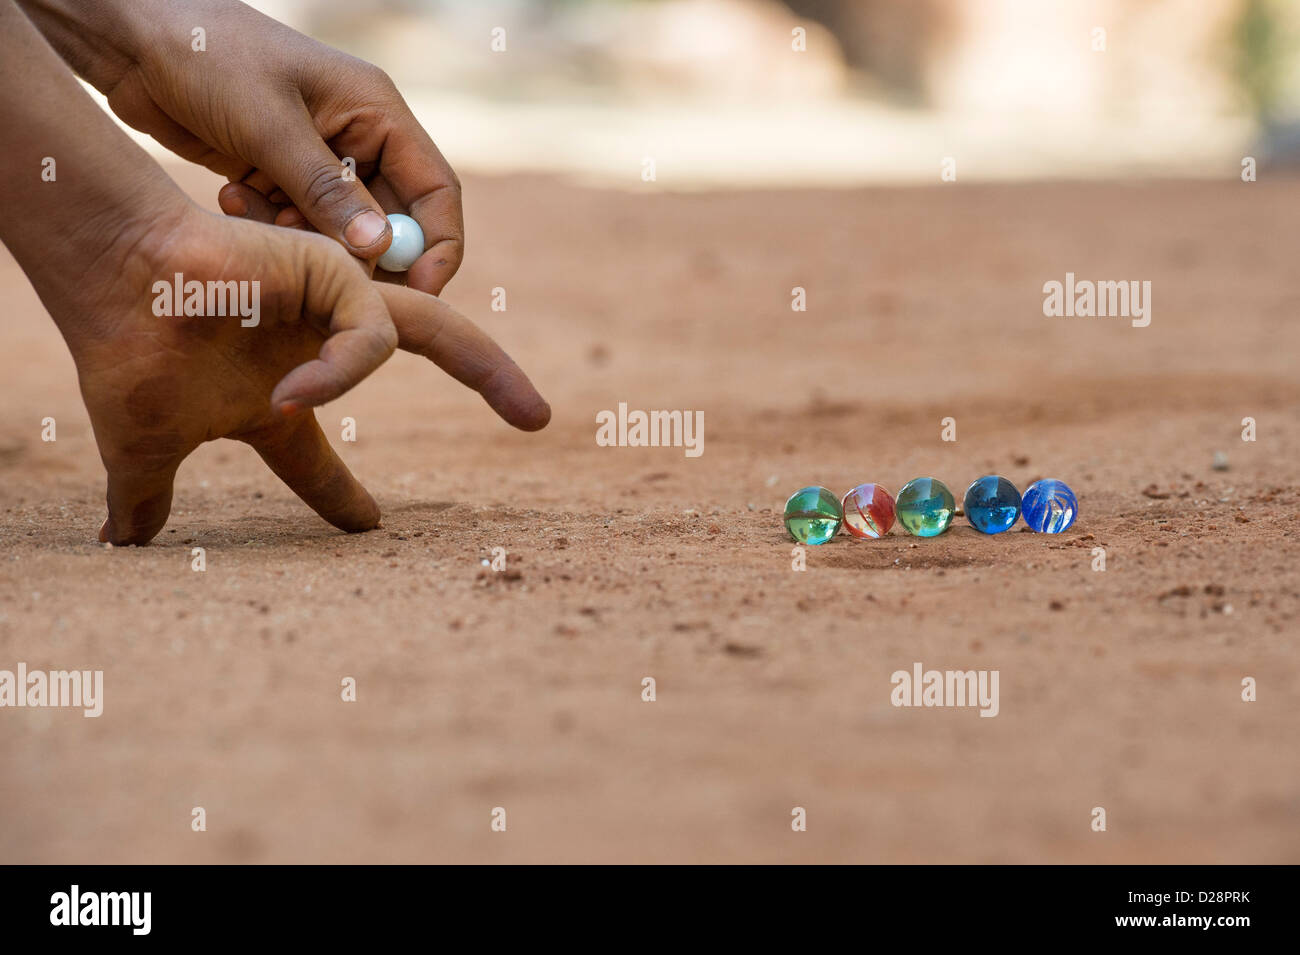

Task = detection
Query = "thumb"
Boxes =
[99,459,181,546]
[251,106,392,259]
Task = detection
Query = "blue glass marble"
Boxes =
[963,475,1021,534]
[1021,479,1078,533]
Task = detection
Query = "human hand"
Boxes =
[45,203,547,546]
[3,0,547,546]
[20,0,465,292]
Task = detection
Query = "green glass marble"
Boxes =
[783,486,843,545]
[896,477,955,537]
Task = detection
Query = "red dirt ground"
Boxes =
[1,166,1297,862]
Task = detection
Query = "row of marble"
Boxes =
[784,477,1077,544]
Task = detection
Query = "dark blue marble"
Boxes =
[963,475,1021,534]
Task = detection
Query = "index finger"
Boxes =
[377,284,550,432]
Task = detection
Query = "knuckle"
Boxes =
[347,57,392,88]
[299,161,362,217]
[366,64,398,96]
[372,318,399,357]
[338,57,399,103]
[290,227,343,269]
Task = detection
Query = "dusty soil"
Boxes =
[1,166,1297,863]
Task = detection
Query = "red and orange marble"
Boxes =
[840,483,896,539]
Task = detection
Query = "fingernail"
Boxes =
[344,211,389,250]
[277,400,302,418]
[225,194,248,216]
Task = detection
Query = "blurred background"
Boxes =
[147,0,1300,186]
